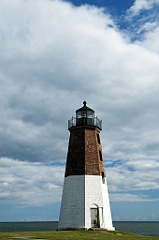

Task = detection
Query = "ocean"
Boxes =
[0,221,158,237]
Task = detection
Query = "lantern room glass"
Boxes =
[76,101,95,126]
[76,110,95,119]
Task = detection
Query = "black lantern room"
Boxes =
[68,101,102,130]
[76,101,95,126]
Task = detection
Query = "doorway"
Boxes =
[91,208,100,228]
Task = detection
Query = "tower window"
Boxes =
[99,150,103,161]
[102,172,105,184]
[97,134,101,144]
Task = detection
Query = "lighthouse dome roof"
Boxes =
[76,101,94,113]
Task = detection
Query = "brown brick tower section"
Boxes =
[65,101,105,178]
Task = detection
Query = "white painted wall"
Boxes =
[85,175,115,230]
[58,175,115,230]
[58,175,85,229]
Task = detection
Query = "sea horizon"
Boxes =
[1,220,158,222]
[0,220,158,236]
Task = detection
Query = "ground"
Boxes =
[0,230,159,240]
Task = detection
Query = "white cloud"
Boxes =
[125,0,159,41]
[106,159,159,196]
[1,156,158,207]
[138,27,159,53]
[110,193,157,202]
[0,158,64,206]
[129,0,159,15]
[1,157,158,207]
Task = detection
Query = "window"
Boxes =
[102,172,105,184]
[97,134,101,144]
[99,150,103,161]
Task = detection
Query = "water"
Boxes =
[0,221,158,236]
[114,221,159,237]
[0,221,58,233]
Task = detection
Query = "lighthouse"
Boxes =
[58,101,114,230]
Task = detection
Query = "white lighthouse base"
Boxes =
[58,175,115,231]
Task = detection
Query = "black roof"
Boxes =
[76,101,94,113]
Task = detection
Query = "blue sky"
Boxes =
[0,0,159,222]
[65,0,135,15]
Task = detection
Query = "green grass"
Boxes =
[0,230,159,240]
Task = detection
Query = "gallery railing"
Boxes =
[68,117,102,130]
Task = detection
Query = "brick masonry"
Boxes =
[65,126,106,177]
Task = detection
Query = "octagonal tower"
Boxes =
[58,101,114,230]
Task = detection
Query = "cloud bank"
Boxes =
[0,158,64,206]
[0,0,159,217]
[1,157,158,207]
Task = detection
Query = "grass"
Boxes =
[0,230,159,240]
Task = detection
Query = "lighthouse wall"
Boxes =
[85,175,114,230]
[101,177,115,230]
[58,175,85,229]
[58,174,114,230]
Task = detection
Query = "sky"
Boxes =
[0,0,159,222]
